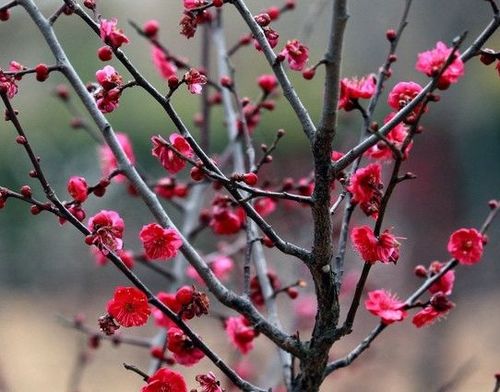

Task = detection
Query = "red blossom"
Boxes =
[139,223,182,260]
[0,70,18,98]
[179,13,198,38]
[412,293,454,328]
[387,81,425,121]
[209,196,245,235]
[96,65,122,90]
[106,286,150,327]
[151,134,194,174]
[280,39,309,71]
[338,74,376,110]
[365,113,413,161]
[416,41,464,89]
[67,176,88,203]
[365,289,407,325]
[351,225,401,264]
[225,316,257,354]
[346,163,383,218]
[255,27,280,50]
[99,18,129,49]
[87,210,125,253]
[151,46,178,80]
[167,327,205,366]
[447,228,484,265]
[184,68,207,94]
[141,368,187,392]
[195,372,224,392]
[99,133,136,182]
[428,261,455,295]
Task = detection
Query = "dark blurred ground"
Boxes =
[0,1,499,391]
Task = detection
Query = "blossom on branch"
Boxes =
[225,315,257,354]
[86,210,125,253]
[338,74,376,111]
[346,163,383,218]
[99,18,129,49]
[412,292,454,328]
[184,68,207,94]
[416,41,464,89]
[167,327,205,366]
[365,289,407,325]
[0,70,18,98]
[280,39,309,71]
[447,228,484,265]
[67,176,88,203]
[139,223,182,260]
[351,225,401,264]
[387,81,425,122]
[141,368,187,392]
[106,286,151,327]
[151,133,194,174]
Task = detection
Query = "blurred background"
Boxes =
[0,0,499,391]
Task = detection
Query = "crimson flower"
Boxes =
[87,210,124,253]
[184,68,207,94]
[225,316,257,354]
[141,368,187,392]
[167,327,205,366]
[195,372,224,392]
[412,293,454,328]
[346,163,383,218]
[106,286,151,327]
[67,176,88,203]
[139,223,182,260]
[281,39,309,71]
[151,134,194,174]
[351,225,401,264]
[99,18,129,49]
[365,289,407,325]
[387,81,425,121]
[447,228,484,265]
[416,41,464,89]
[338,74,376,110]
[99,132,136,182]
[428,261,455,295]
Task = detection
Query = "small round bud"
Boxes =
[276,53,285,62]
[267,6,280,20]
[16,135,27,144]
[414,265,427,278]
[480,49,496,65]
[213,0,224,7]
[84,235,94,245]
[168,75,179,90]
[93,185,106,197]
[83,0,96,10]
[277,128,285,138]
[264,155,273,163]
[0,9,10,21]
[20,185,32,198]
[240,34,252,46]
[220,75,233,88]
[386,29,397,42]
[88,334,100,349]
[29,170,38,178]
[260,100,275,111]
[242,172,258,186]
[190,166,204,182]
[176,285,194,305]
[388,54,398,63]
[62,5,73,15]
[285,0,296,10]
[70,117,83,129]
[262,236,274,248]
[30,205,41,215]
[143,19,159,37]
[254,13,271,27]
[302,68,316,80]
[35,64,49,82]
[488,199,499,209]
[286,287,299,299]
[97,46,113,61]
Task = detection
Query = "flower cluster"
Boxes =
[338,74,376,111]
[351,225,401,264]
[94,65,123,113]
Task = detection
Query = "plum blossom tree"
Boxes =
[0,0,499,391]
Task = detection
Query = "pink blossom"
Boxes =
[67,176,88,203]
[416,41,464,89]
[95,65,122,90]
[346,163,383,218]
[87,210,125,253]
[281,40,309,71]
[255,27,279,50]
[428,261,455,295]
[0,70,18,98]
[195,372,223,392]
[351,225,401,264]
[412,293,454,328]
[225,316,257,354]
[184,68,207,94]
[139,223,182,260]
[365,113,413,161]
[151,133,194,174]
[151,46,177,80]
[447,228,484,265]
[99,18,129,49]
[99,133,136,182]
[387,81,425,120]
[338,74,376,110]
[365,289,407,325]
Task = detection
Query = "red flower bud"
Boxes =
[242,172,258,186]
[386,29,397,42]
[35,64,49,82]
[143,20,159,38]
[97,46,113,61]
